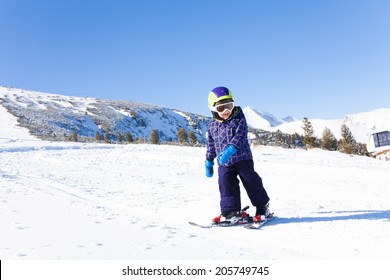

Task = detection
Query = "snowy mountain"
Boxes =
[243,107,296,130]
[270,109,390,143]
[0,86,209,143]
[244,105,390,144]
[1,86,389,146]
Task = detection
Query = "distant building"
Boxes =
[367,130,390,160]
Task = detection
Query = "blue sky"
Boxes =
[1,0,389,119]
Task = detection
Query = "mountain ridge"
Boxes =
[0,86,209,143]
[244,107,390,143]
[1,86,389,144]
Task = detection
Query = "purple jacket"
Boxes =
[206,107,253,166]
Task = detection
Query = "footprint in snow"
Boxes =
[142,222,158,229]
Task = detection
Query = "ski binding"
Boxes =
[189,206,256,229]
[244,213,275,229]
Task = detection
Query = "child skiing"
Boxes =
[205,86,271,225]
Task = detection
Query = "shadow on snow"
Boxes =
[269,210,390,226]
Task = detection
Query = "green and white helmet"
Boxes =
[208,87,234,108]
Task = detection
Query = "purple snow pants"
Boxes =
[218,159,269,213]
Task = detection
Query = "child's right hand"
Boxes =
[205,160,214,178]
[218,144,237,165]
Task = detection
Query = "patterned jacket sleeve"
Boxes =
[229,114,248,150]
[206,124,216,161]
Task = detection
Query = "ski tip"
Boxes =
[188,221,212,228]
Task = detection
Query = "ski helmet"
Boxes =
[208,86,234,107]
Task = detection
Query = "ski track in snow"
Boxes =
[1,139,390,259]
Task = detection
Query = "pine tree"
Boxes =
[177,128,188,144]
[291,133,304,148]
[302,117,316,148]
[259,131,269,146]
[71,131,78,142]
[150,129,159,144]
[253,129,261,145]
[104,132,110,143]
[117,132,122,143]
[356,143,369,156]
[339,124,356,154]
[125,131,134,143]
[321,127,337,151]
[95,131,101,142]
[274,130,284,147]
[188,130,197,146]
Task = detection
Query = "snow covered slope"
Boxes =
[243,107,295,130]
[269,109,390,143]
[2,86,388,145]
[0,86,209,143]
[244,105,390,143]
[0,102,38,141]
[1,133,390,259]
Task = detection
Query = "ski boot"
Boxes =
[253,203,271,223]
[212,206,251,225]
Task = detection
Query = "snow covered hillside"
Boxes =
[0,86,209,143]
[242,107,295,130]
[270,109,390,144]
[1,138,390,259]
[0,103,37,141]
[244,106,390,143]
[2,86,389,146]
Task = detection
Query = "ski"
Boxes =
[244,213,275,229]
[188,221,213,229]
[189,206,254,228]
[188,219,252,229]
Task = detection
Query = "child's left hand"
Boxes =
[205,160,214,177]
[218,144,237,165]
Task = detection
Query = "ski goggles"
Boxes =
[209,102,235,113]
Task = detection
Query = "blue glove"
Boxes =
[218,145,237,165]
[205,160,214,178]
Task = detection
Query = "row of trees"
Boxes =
[301,117,368,155]
[67,118,369,156]
[250,118,368,156]
[68,127,201,146]
[149,128,198,145]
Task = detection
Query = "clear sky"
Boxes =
[1,0,389,120]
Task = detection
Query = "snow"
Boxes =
[1,98,390,261]
[244,105,390,144]
[0,104,38,141]
[0,86,209,143]
[0,86,97,114]
[243,107,283,129]
[1,140,390,259]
